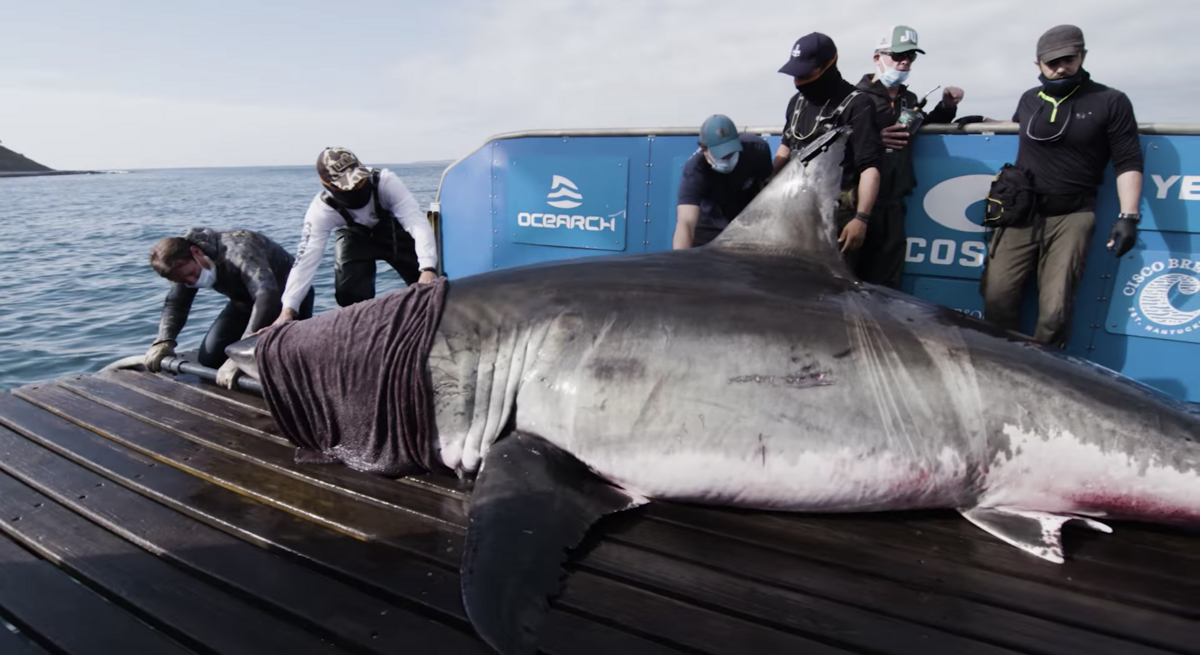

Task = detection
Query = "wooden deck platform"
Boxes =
[0,367,1195,654]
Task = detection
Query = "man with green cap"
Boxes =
[854,25,964,288]
[673,114,774,249]
[980,24,1143,348]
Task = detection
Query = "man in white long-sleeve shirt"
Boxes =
[268,147,440,329]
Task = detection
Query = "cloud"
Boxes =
[3,0,1197,169]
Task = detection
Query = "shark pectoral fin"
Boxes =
[461,432,647,655]
[959,506,1112,564]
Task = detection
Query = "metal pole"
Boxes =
[157,356,264,395]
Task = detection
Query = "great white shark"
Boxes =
[226,130,1199,655]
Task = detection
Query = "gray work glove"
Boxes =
[144,339,176,373]
[215,359,241,390]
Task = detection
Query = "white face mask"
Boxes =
[877,62,910,88]
[187,255,217,289]
[706,150,740,174]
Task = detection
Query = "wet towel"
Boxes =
[256,277,449,476]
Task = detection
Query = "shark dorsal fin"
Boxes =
[707,128,854,277]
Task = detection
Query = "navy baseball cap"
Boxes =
[699,114,743,159]
[779,32,838,81]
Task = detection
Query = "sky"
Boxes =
[1,0,1196,170]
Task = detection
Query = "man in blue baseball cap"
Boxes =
[774,32,882,263]
[673,114,774,249]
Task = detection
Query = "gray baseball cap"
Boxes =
[1037,24,1085,62]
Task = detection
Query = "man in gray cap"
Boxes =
[980,25,1144,348]
[673,114,773,249]
[266,147,440,331]
[854,24,965,288]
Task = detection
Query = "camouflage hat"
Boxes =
[317,147,370,190]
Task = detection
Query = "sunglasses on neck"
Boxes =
[880,50,917,63]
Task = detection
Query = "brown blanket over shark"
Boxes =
[256,277,449,476]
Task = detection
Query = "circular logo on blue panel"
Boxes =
[1122,258,1200,336]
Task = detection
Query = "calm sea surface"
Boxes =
[0,163,447,390]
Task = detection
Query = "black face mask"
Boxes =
[795,63,843,103]
[1038,68,1087,98]
[328,183,373,209]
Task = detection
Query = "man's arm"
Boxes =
[235,248,286,338]
[673,205,700,250]
[275,198,337,322]
[771,143,792,179]
[380,171,438,276]
[155,283,198,343]
[856,167,881,217]
[1105,93,1144,256]
[1116,171,1143,215]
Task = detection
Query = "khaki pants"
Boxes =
[980,211,1095,348]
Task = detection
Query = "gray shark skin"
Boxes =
[224,335,260,381]
[236,133,1199,655]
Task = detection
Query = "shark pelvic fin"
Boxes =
[460,432,647,655]
[959,506,1112,564]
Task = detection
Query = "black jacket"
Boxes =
[855,74,958,201]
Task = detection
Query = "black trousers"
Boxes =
[333,222,421,307]
[197,288,314,368]
[836,198,908,289]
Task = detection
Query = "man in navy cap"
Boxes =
[774,32,882,263]
[673,114,774,249]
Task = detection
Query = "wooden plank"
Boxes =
[0,624,52,655]
[0,530,190,655]
[65,374,470,524]
[887,511,1200,576]
[604,517,1178,655]
[749,510,1198,617]
[0,468,348,655]
[22,384,852,655]
[583,540,1021,655]
[0,423,489,655]
[642,503,1200,654]
[95,370,287,444]
[100,369,477,502]
[0,391,689,655]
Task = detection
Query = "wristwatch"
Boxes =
[854,211,870,224]
[420,267,438,273]
[1118,212,1142,224]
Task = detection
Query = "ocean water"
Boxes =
[0,163,447,391]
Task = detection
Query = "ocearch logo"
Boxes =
[907,174,993,268]
[547,175,583,209]
[1122,258,1200,336]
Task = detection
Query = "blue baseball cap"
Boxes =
[779,32,838,81]
[699,114,743,159]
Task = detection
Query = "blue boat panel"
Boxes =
[438,145,495,278]
[439,131,1200,401]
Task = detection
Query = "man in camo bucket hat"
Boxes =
[266,147,441,332]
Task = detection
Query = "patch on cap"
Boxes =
[317,147,370,191]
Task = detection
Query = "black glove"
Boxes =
[1108,217,1138,257]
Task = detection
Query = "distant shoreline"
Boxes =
[0,170,114,179]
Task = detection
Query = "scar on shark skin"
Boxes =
[727,364,834,389]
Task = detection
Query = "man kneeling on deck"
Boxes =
[143,228,314,389]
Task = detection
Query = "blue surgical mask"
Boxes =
[878,63,909,88]
[708,151,739,174]
[188,257,217,289]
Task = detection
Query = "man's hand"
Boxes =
[1107,217,1139,257]
[838,218,868,253]
[144,339,175,373]
[418,269,438,284]
[943,86,965,108]
[215,359,240,390]
[251,307,298,337]
[881,124,910,150]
